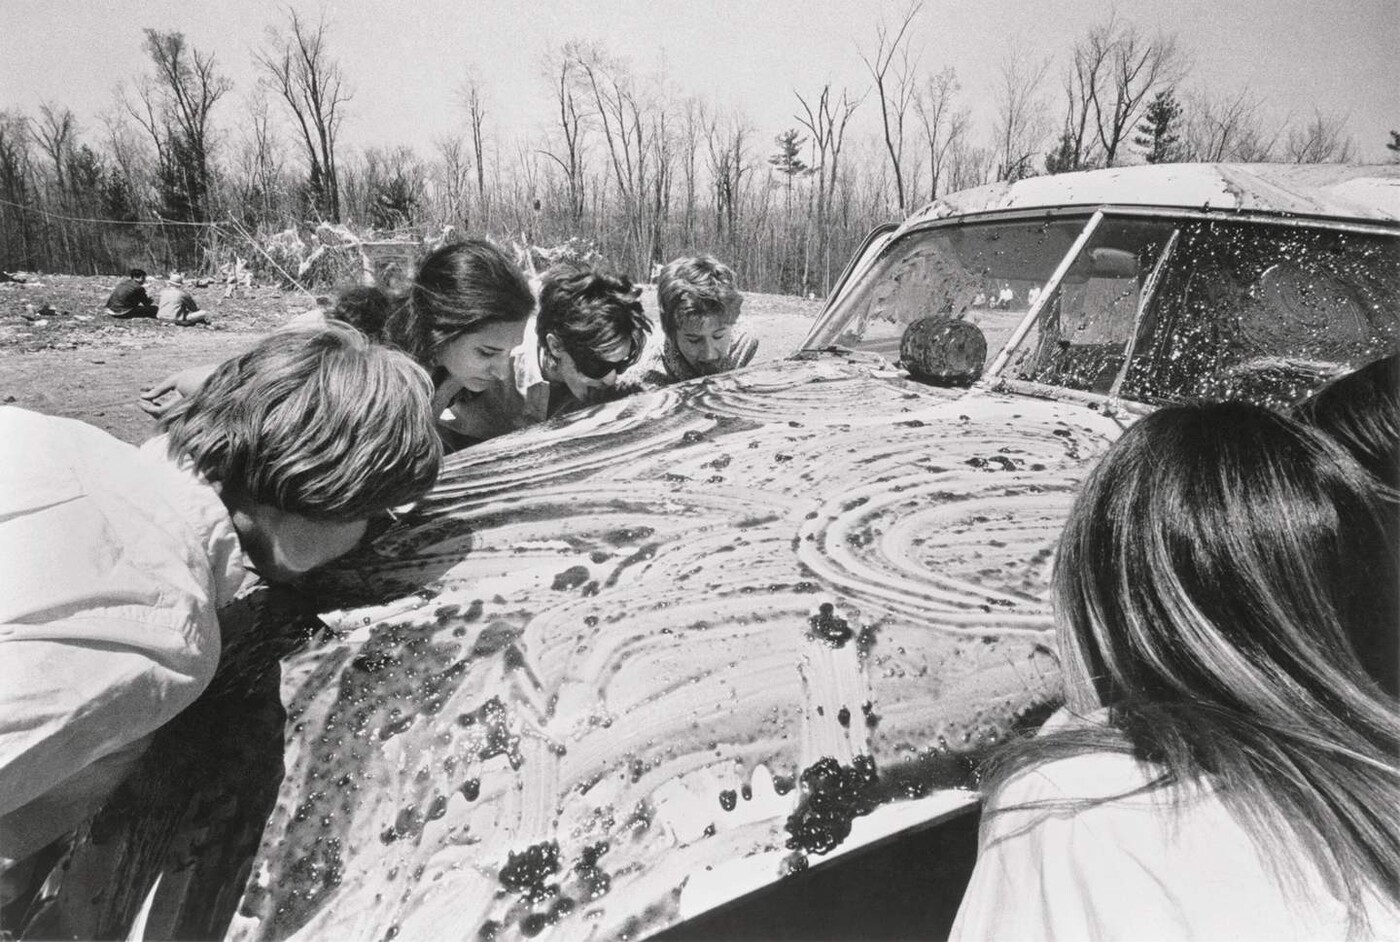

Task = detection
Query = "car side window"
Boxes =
[1121,220,1400,408]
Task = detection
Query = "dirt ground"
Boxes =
[0,274,824,444]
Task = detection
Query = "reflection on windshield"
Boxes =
[808,213,1400,409]
[804,218,1091,363]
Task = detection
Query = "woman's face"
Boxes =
[435,319,527,393]
[674,315,733,374]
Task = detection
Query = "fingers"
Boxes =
[138,396,172,419]
[140,376,178,401]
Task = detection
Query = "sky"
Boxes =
[2,0,1396,167]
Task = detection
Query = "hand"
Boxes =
[139,363,218,418]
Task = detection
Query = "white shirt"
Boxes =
[950,735,1400,941]
[0,408,250,858]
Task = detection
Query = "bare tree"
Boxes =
[540,49,588,223]
[1182,86,1281,161]
[0,112,36,268]
[566,40,665,271]
[860,1,922,213]
[460,72,488,201]
[912,67,969,201]
[706,110,751,242]
[797,83,863,290]
[946,137,993,193]
[1053,15,1185,171]
[128,29,231,223]
[1284,109,1355,163]
[232,92,285,223]
[677,96,707,245]
[1054,18,1115,171]
[434,135,471,226]
[1093,22,1184,166]
[257,9,350,221]
[991,40,1051,182]
[34,104,75,193]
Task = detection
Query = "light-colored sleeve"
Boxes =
[949,764,1193,942]
[0,638,205,857]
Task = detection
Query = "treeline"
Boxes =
[1,5,1393,294]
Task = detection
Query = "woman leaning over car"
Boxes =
[140,239,536,453]
[950,402,1400,940]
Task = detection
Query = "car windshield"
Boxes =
[805,216,1090,363]
[806,213,1400,407]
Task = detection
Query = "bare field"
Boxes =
[0,275,824,444]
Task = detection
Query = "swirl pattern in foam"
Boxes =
[222,355,1124,941]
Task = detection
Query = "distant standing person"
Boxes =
[103,269,157,319]
[221,256,251,301]
[639,255,757,385]
[156,272,209,326]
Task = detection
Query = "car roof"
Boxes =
[905,163,1400,226]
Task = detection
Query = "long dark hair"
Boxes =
[375,239,534,366]
[984,402,1400,921]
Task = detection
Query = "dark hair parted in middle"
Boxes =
[379,239,535,364]
[536,263,652,371]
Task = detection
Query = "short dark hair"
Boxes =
[381,239,535,365]
[536,263,651,371]
[129,268,147,280]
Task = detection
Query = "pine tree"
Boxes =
[769,130,810,184]
[1134,89,1184,164]
[1044,129,1079,175]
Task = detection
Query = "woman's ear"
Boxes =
[545,333,564,359]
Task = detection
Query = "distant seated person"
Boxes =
[480,263,651,431]
[156,272,209,326]
[638,255,757,385]
[103,268,157,318]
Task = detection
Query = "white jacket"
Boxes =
[0,408,250,858]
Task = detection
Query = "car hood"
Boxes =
[226,353,1128,940]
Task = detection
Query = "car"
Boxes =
[30,163,1400,942]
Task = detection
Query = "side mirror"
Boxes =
[899,316,987,387]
